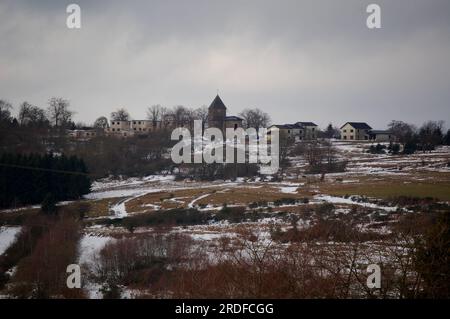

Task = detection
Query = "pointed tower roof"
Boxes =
[209,95,227,110]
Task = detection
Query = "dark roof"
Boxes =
[269,124,299,129]
[269,125,288,129]
[225,116,243,121]
[296,122,317,127]
[341,122,372,130]
[370,130,392,135]
[209,95,227,110]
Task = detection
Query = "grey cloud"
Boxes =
[0,0,449,129]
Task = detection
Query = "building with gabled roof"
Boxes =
[340,122,372,140]
[268,121,318,141]
[207,95,243,131]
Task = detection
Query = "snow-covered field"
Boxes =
[1,141,449,299]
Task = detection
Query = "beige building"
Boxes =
[268,122,318,142]
[105,119,166,137]
[67,129,98,140]
[340,122,372,141]
[296,122,318,140]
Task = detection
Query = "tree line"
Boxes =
[0,153,91,209]
[388,120,450,153]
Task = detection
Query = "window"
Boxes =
[312,127,315,131]
[133,121,136,124]
[112,128,115,131]
[350,129,354,133]
[234,124,238,130]
[343,129,347,133]
[350,136,354,140]
[343,136,347,140]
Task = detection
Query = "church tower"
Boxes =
[207,95,227,131]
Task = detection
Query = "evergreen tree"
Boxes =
[444,130,450,146]
[41,193,57,215]
[0,153,91,208]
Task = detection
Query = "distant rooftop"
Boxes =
[225,116,243,121]
[370,130,392,134]
[296,122,318,127]
[208,94,227,110]
[341,122,372,130]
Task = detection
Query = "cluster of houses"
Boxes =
[68,95,394,142]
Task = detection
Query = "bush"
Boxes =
[414,212,450,298]
[122,208,210,229]
[215,206,247,223]
[306,161,348,174]
[41,193,57,215]
[388,143,401,155]
[273,198,297,206]
[314,203,335,217]
[272,219,386,243]
[368,144,386,154]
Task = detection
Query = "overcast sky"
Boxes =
[1,0,449,129]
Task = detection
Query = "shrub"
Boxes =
[388,143,401,155]
[122,208,211,229]
[368,144,386,154]
[41,193,58,216]
[273,198,297,206]
[215,206,247,223]
[314,203,335,216]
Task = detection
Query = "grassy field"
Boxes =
[324,182,450,201]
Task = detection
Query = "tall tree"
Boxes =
[444,130,450,146]
[18,102,48,126]
[239,108,271,130]
[147,105,166,122]
[418,120,444,152]
[0,99,13,123]
[93,116,109,129]
[170,105,193,127]
[111,108,130,121]
[324,123,339,139]
[47,97,73,127]
[388,120,417,145]
[194,106,208,130]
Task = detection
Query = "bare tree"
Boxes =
[93,116,109,129]
[47,97,73,127]
[170,105,193,127]
[18,102,48,126]
[418,120,445,152]
[0,99,13,122]
[194,105,208,130]
[324,123,340,139]
[111,108,130,121]
[388,120,417,145]
[147,104,168,128]
[239,108,271,130]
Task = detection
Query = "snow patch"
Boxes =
[0,226,21,255]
